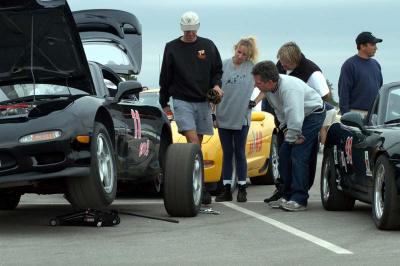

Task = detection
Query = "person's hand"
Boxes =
[294,135,305,145]
[213,85,224,97]
[163,106,174,120]
[248,100,256,109]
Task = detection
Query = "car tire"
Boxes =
[320,147,355,211]
[67,122,117,209]
[0,191,21,210]
[163,143,203,217]
[372,155,400,230]
[250,133,279,185]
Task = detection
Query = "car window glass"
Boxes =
[386,87,400,122]
[83,43,132,71]
[0,84,87,103]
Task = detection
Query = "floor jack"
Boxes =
[49,209,120,227]
[49,209,179,227]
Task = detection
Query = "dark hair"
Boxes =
[251,60,279,82]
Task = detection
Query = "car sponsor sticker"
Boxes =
[340,151,347,172]
[131,109,142,139]
[333,145,338,165]
[249,131,262,154]
[345,137,353,165]
[365,151,372,176]
[139,139,150,157]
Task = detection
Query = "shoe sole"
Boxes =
[280,206,307,212]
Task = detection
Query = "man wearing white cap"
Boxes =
[159,11,223,205]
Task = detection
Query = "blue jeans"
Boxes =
[218,126,249,183]
[279,111,326,206]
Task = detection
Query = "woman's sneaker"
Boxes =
[281,200,307,211]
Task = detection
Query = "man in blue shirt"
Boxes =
[338,32,383,115]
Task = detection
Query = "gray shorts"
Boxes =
[173,99,214,135]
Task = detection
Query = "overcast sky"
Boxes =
[68,0,400,97]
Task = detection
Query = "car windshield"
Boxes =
[385,86,400,124]
[0,84,88,104]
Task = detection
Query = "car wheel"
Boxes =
[67,122,117,209]
[250,133,279,185]
[320,147,355,211]
[0,191,21,210]
[372,155,400,230]
[163,143,203,217]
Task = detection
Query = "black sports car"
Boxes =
[0,0,204,217]
[321,82,400,229]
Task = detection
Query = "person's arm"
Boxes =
[159,43,172,108]
[282,87,304,143]
[338,61,353,114]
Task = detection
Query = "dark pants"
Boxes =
[278,111,325,205]
[218,126,249,183]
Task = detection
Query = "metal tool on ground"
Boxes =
[118,210,179,223]
[199,207,221,215]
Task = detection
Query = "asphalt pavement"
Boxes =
[1,153,400,266]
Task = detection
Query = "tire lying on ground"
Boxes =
[67,122,117,209]
[163,143,203,217]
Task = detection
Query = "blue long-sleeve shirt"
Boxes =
[338,55,382,114]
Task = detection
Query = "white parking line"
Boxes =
[222,202,353,255]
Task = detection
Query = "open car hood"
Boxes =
[0,0,94,94]
[73,9,142,75]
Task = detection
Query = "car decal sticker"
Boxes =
[365,151,372,176]
[345,137,353,165]
[333,145,338,165]
[139,139,150,157]
[131,109,142,139]
[249,131,262,154]
[340,151,347,172]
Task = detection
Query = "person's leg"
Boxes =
[215,128,234,202]
[233,126,249,202]
[278,141,292,201]
[284,112,326,208]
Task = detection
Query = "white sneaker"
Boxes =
[268,198,287,209]
[281,200,307,211]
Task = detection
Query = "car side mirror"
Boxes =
[251,112,265,121]
[341,112,365,131]
[113,80,143,102]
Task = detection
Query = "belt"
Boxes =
[312,105,325,113]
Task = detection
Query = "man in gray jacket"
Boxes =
[252,61,325,211]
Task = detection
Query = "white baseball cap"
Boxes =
[180,11,200,31]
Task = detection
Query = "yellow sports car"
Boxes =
[139,89,279,188]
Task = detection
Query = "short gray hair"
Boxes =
[277,42,302,65]
[252,61,279,82]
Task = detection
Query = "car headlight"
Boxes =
[19,130,62,143]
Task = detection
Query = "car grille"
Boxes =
[0,152,17,171]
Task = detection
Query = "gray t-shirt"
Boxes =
[216,58,254,130]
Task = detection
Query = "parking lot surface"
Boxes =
[1,154,400,266]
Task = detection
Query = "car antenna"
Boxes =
[30,15,36,102]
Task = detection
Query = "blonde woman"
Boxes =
[215,37,258,202]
